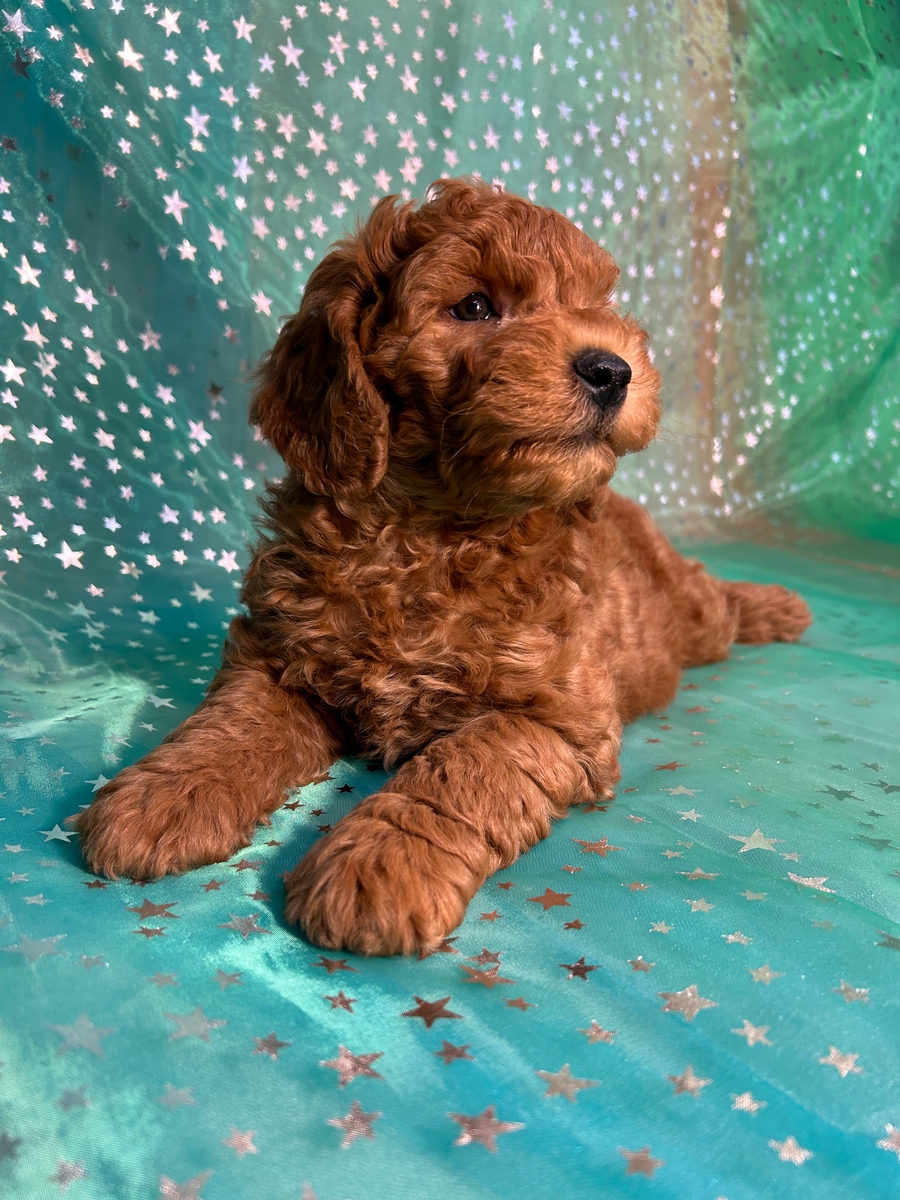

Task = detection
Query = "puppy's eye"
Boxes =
[450,293,495,321]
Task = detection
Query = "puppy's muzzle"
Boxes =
[573,350,632,411]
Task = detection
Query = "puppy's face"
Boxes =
[253,179,661,514]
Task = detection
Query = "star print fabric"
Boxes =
[1,0,899,1197]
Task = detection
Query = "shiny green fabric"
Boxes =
[1,0,899,1197]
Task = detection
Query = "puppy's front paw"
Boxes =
[69,756,255,881]
[283,796,489,956]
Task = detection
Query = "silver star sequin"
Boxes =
[768,1135,813,1165]
[3,933,67,963]
[730,828,782,852]
[217,912,272,937]
[535,1063,599,1102]
[0,1131,22,1160]
[579,1020,616,1044]
[658,984,718,1021]
[834,979,869,1003]
[787,872,835,893]
[164,1008,227,1042]
[158,1171,212,1198]
[448,1105,524,1152]
[46,1013,117,1057]
[320,1044,383,1087]
[877,1125,900,1161]
[222,1129,257,1157]
[56,1086,91,1110]
[155,1084,196,1110]
[749,964,784,985]
[48,1159,88,1192]
[618,1146,665,1177]
[731,1019,772,1047]
[667,1065,712,1097]
[253,1032,291,1059]
[818,1046,863,1077]
[327,1099,382,1148]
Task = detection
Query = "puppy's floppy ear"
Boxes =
[251,202,408,499]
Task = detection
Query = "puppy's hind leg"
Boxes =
[721,580,812,645]
[672,561,811,667]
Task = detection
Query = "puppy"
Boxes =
[72,178,811,956]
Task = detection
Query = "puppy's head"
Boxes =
[252,177,661,515]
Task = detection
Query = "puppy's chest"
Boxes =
[300,546,594,726]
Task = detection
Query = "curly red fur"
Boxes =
[71,178,811,955]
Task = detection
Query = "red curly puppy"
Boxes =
[72,179,811,955]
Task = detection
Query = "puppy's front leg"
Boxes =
[284,711,620,956]
[71,665,344,881]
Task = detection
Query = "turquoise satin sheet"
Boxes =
[1,0,899,1196]
[1,545,899,1198]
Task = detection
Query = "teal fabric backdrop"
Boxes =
[1,0,899,1197]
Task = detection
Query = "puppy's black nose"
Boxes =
[573,350,632,409]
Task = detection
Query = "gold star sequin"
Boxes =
[768,1135,813,1165]
[313,955,358,975]
[731,1019,772,1047]
[749,964,784,985]
[320,1044,384,1087]
[571,836,622,857]
[434,1041,474,1065]
[527,888,572,911]
[579,1020,615,1044]
[467,947,502,966]
[128,899,180,920]
[877,1124,900,1161]
[252,1032,290,1059]
[788,872,835,892]
[818,1046,863,1077]
[158,1171,212,1199]
[559,956,599,980]
[834,980,869,1003]
[658,984,718,1021]
[401,996,462,1028]
[324,990,356,1011]
[460,965,515,989]
[667,1065,712,1097]
[418,935,460,959]
[448,1106,524,1152]
[618,1146,665,1177]
[327,1100,382,1148]
[222,1129,257,1157]
[730,828,782,852]
[535,1063,600,1102]
[163,1008,226,1043]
